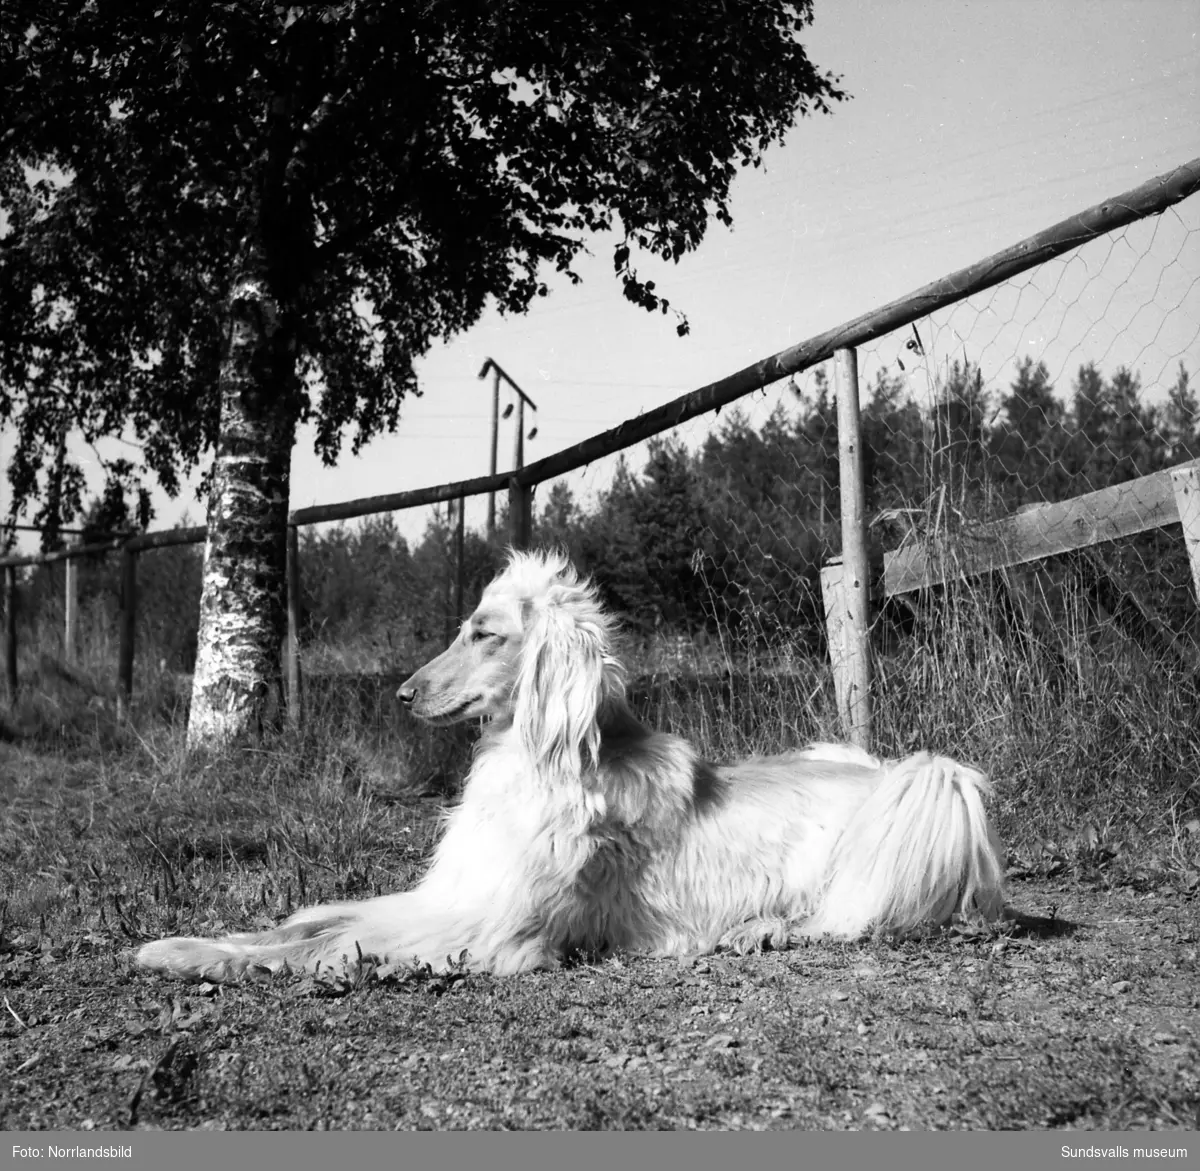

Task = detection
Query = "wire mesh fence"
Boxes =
[853,189,1200,701]
[514,179,1200,753]
[3,162,1198,761]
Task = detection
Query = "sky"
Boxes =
[5,0,1200,551]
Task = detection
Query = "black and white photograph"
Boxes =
[1,0,1198,1152]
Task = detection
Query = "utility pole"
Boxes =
[484,363,500,536]
[477,359,538,541]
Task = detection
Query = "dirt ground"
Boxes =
[1,874,1197,1131]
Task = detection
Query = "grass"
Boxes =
[1,585,1199,1131]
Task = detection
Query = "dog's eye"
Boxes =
[470,629,491,643]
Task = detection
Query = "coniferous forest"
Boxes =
[13,356,1198,680]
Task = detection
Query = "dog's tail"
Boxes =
[805,752,1006,938]
[135,891,480,982]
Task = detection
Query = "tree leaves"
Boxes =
[2,0,846,537]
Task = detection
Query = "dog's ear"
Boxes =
[513,597,610,785]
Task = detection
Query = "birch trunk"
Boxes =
[186,238,297,747]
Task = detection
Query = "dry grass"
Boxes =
[1,588,1199,1130]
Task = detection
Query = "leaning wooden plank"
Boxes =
[883,462,1198,596]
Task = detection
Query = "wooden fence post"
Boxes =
[454,495,466,623]
[64,556,79,664]
[3,566,16,703]
[286,523,303,729]
[117,545,137,717]
[819,558,850,733]
[1171,463,1200,605]
[442,503,455,645]
[509,477,533,551]
[833,346,872,749]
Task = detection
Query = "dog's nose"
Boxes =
[397,680,417,706]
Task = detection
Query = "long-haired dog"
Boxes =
[138,550,1006,981]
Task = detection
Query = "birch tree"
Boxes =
[2,0,845,744]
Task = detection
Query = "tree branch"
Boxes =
[311,172,418,270]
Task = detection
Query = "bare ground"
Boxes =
[2,813,1197,1130]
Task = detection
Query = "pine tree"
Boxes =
[993,356,1067,504]
[1162,362,1199,462]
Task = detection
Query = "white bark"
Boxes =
[187,267,296,748]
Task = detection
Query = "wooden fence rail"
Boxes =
[881,460,1200,601]
[806,460,1200,723]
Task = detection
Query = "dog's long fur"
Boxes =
[137,550,1006,981]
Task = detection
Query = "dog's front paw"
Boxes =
[718,917,797,955]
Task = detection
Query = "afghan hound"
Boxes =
[137,550,1006,981]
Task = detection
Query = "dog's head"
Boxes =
[398,550,624,779]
